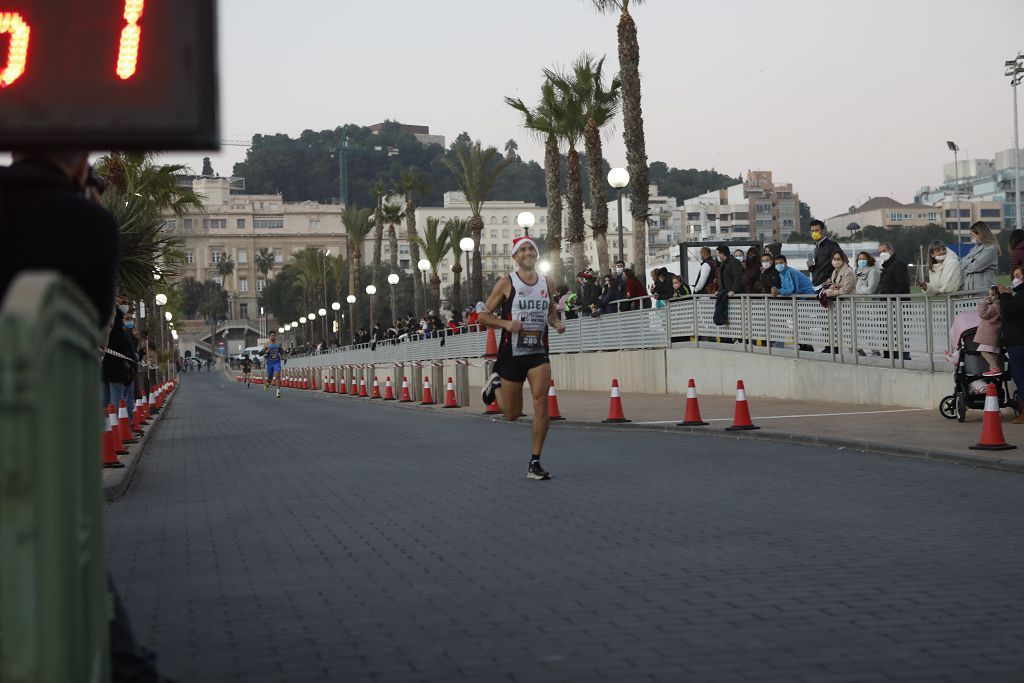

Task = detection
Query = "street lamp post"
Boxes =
[517,211,535,238]
[417,258,431,315]
[947,141,962,249]
[458,236,474,313]
[307,312,316,348]
[387,274,400,328]
[608,167,630,265]
[318,307,327,345]
[331,301,341,345]
[1007,54,1024,230]
[365,285,377,333]
[154,293,168,381]
[346,294,356,345]
[322,248,331,339]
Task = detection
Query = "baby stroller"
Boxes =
[939,324,1018,422]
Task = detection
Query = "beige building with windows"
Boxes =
[678,171,800,243]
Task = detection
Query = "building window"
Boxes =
[540,216,546,223]
[490,216,497,224]
[237,218,246,230]
[256,279,266,292]
[309,218,321,229]
[490,244,497,255]
[183,218,193,231]
[502,244,509,255]
[981,208,1001,217]
[239,279,248,293]
[501,229,509,238]
[273,248,283,263]
[490,259,498,270]
[441,273,449,282]
[490,230,497,239]
[203,218,227,230]
[185,250,194,264]
[237,249,247,264]
[255,217,285,229]
[211,250,222,264]
[502,216,509,224]
[212,275,223,287]
[399,245,409,255]
[239,303,248,319]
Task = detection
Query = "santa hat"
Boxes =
[511,235,538,257]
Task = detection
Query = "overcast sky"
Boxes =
[169,0,1024,219]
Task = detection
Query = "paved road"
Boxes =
[106,372,1024,682]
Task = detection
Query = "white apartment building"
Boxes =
[677,171,800,242]
[916,147,1022,231]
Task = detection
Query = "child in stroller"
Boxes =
[940,313,1019,422]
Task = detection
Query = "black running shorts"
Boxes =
[494,346,550,383]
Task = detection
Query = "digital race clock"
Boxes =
[0,0,218,149]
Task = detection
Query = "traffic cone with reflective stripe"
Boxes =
[677,378,709,426]
[484,328,498,358]
[442,377,459,408]
[383,376,396,400]
[420,376,436,405]
[350,375,358,396]
[102,416,125,468]
[371,377,382,399]
[725,380,760,431]
[483,398,502,415]
[548,380,565,421]
[399,377,413,402]
[108,406,128,455]
[358,376,368,397]
[117,400,138,444]
[970,383,1017,451]
[601,379,631,423]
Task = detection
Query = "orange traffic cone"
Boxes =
[483,398,502,415]
[725,380,760,431]
[338,369,348,394]
[970,383,1017,451]
[399,376,413,402]
[117,400,138,444]
[371,377,382,399]
[323,373,331,393]
[442,377,459,408]
[350,376,358,396]
[484,328,498,358]
[420,376,435,405]
[108,406,128,456]
[677,378,709,426]
[102,417,125,468]
[601,379,631,423]
[548,380,565,421]
[383,376,396,400]
[358,377,368,397]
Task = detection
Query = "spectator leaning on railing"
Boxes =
[877,242,909,296]
[807,219,840,290]
[961,221,1000,291]
[855,252,880,295]
[692,246,718,294]
[823,250,855,297]
[715,245,745,295]
[759,251,781,294]
[917,240,963,295]
[772,254,815,296]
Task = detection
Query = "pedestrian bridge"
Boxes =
[285,292,987,409]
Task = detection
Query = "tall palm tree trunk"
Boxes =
[451,262,463,317]
[618,6,648,283]
[585,119,611,276]
[470,215,484,304]
[349,251,361,335]
[406,197,423,318]
[544,134,564,286]
[565,147,586,277]
[431,273,442,314]
[371,203,384,329]
[388,225,399,271]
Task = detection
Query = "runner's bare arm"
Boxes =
[479,277,522,332]
[548,291,566,334]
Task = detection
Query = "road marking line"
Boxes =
[635,408,928,424]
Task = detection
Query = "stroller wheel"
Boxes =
[955,391,967,423]
[939,395,957,420]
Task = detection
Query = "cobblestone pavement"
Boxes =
[105,372,1024,682]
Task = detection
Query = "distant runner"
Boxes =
[479,236,566,480]
[261,331,286,398]
[240,355,253,386]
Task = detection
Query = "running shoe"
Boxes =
[481,372,501,405]
[982,368,1003,377]
[276,390,282,399]
[263,382,268,392]
[527,461,551,480]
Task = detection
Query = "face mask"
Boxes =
[934,255,946,262]
[811,232,822,241]
[857,259,867,268]
[775,264,785,273]
[118,305,129,313]
[971,236,980,245]
[761,261,772,270]
[615,267,624,275]
[123,321,134,329]
[878,252,891,262]
[1015,279,1023,289]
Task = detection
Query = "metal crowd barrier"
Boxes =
[1,272,110,682]
[284,293,987,373]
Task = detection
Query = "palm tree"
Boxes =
[370,181,386,327]
[506,84,564,287]
[290,247,328,341]
[254,248,275,281]
[443,142,514,303]
[445,217,473,316]
[197,280,227,360]
[542,69,587,277]
[591,0,649,282]
[412,217,452,314]
[381,201,405,271]
[564,53,621,276]
[342,205,374,332]
[401,168,429,317]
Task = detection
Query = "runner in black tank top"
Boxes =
[479,236,566,480]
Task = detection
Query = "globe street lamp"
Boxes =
[417,258,431,315]
[331,301,341,344]
[318,306,327,342]
[365,284,377,333]
[608,167,630,265]
[164,311,172,322]
[154,293,168,379]
[459,236,475,307]
[346,294,357,345]
[387,273,400,328]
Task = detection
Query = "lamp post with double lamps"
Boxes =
[387,274,400,328]
[946,141,963,250]
[298,316,307,346]
[346,294,356,345]
[154,292,168,380]
[307,312,317,348]
[417,258,431,315]
[1006,53,1024,230]
[331,301,341,344]
[608,167,630,264]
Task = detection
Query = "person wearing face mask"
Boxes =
[121,310,143,435]
[742,246,764,294]
[855,251,880,295]
[998,267,1024,422]
[823,250,855,298]
[102,300,138,416]
[960,221,1000,291]
[715,245,745,296]
[876,242,911,359]
[773,254,815,296]
[759,252,782,294]
[806,219,840,290]
[917,240,963,295]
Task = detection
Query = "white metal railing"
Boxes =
[285,293,987,372]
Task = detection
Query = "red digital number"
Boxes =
[116,0,145,80]
[0,11,29,88]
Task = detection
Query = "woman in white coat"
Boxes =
[918,240,964,295]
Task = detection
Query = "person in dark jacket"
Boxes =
[742,246,763,294]
[877,242,911,359]
[715,245,745,295]
[998,267,1024,422]
[759,250,782,294]
[807,219,840,289]
[576,269,600,315]
[623,268,647,309]
[1008,229,1024,277]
